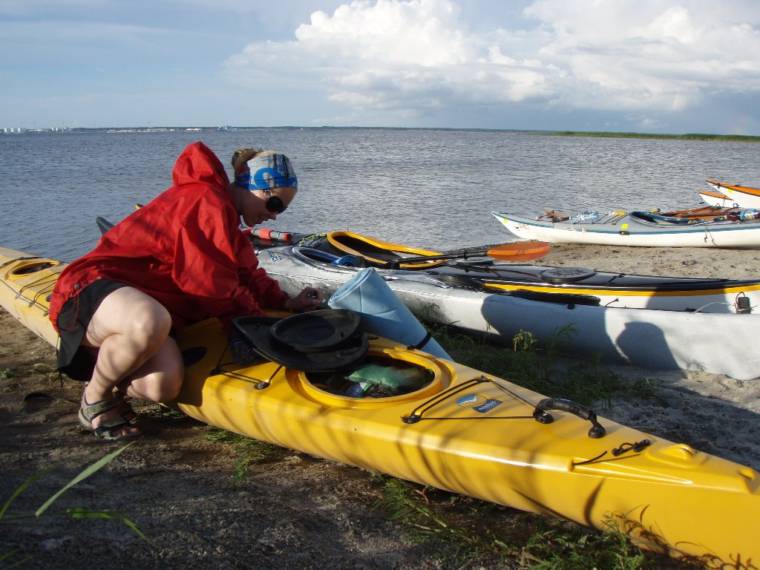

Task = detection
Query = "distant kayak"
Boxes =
[706,178,760,209]
[492,208,760,248]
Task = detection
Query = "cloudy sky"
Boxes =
[2,0,760,133]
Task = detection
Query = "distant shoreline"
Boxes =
[548,130,760,142]
[2,125,759,142]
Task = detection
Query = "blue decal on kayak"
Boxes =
[473,399,502,413]
[456,394,478,406]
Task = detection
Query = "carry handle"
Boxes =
[533,397,606,438]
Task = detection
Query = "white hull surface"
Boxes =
[259,247,760,380]
[707,180,760,209]
[492,211,760,248]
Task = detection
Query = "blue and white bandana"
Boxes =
[235,151,298,191]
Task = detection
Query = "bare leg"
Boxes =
[120,337,183,402]
[80,287,183,436]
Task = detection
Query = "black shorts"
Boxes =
[56,279,127,382]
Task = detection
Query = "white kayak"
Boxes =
[289,231,760,314]
[259,245,760,380]
[492,210,760,248]
[706,179,760,209]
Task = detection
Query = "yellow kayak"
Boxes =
[1,245,758,567]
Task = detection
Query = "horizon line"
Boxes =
[2,125,759,140]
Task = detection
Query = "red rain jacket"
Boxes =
[49,142,289,331]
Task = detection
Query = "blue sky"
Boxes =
[2,0,760,133]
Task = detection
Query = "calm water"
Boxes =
[1,128,759,261]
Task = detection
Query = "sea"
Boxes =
[1,127,759,261]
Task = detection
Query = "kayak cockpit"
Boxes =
[304,355,435,398]
[291,348,450,408]
[298,231,446,270]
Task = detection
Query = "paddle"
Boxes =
[386,240,551,268]
[245,227,309,246]
[94,217,550,265]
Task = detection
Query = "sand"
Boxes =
[1,244,759,568]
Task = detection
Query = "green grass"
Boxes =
[375,477,699,569]
[430,323,661,407]
[377,478,515,565]
[1,443,148,565]
[0,367,16,379]
[203,427,288,479]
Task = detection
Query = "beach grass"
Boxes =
[203,427,288,479]
[375,476,697,569]
[430,322,661,407]
[1,443,148,565]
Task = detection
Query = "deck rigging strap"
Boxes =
[18,272,59,310]
[402,376,606,439]
[213,340,284,390]
[402,375,537,424]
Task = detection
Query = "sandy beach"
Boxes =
[2,243,759,568]
[539,243,760,279]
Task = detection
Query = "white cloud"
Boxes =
[225,0,557,122]
[525,0,760,111]
[224,0,760,123]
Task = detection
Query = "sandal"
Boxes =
[114,391,138,425]
[79,397,142,441]
[81,382,138,426]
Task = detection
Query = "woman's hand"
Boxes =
[284,287,324,312]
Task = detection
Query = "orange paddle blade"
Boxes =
[486,240,551,261]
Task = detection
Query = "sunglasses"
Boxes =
[263,192,286,214]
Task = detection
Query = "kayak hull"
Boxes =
[1,245,759,567]
[259,246,760,380]
[492,211,760,248]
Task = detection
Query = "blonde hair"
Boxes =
[231,147,262,174]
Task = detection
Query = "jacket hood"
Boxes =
[172,141,230,190]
